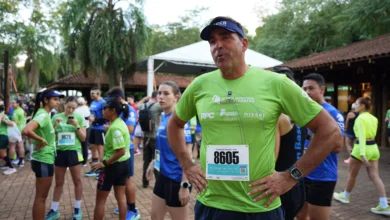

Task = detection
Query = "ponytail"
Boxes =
[32,92,42,117]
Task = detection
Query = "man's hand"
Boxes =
[178,187,190,206]
[91,162,103,171]
[35,139,48,150]
[248,171,297,208]
[182,162,207,194]
[146,160,155,181]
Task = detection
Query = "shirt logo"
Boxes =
[220,109,238,117]
[301,91,312,102]
[212,95,254,104]
[243,112,264,120]
[201,112,215,119]
[113,130,124,144]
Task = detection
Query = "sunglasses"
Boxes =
[90,92,96,95]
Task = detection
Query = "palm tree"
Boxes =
[62,0,148,88]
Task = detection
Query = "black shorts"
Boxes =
[97,160,129,191]
[304,178,336,206]
[88,129,105,145]
[195,201,285,220]
[153,174,191,207]
[281,181,305,220]
[387,128,390,137]
[128,148,134,177]
[0,135,8,149]
[55,150,82,167]
[31,160,54,178]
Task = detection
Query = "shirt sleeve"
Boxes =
[33,112,49,128]
[112,129,126,150]
[329,109,345,136]
[128,108,136,126]
[355,118,366,156]
[176,80,198,122]
[278,76,323,127]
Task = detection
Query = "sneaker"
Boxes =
[85,170,98,177]
[45,209,60,220]
[18,161,25,168]
[72,208,82,220]
[371,205,390,216]
[138,145,143,150]
[12,160,19,165]
[114,208,119,214]
[134,150,141,156]
[333,192,350,204]
[344,157,351,164]
[143,182,149,188]
[82,163,87,168]
[126,209,141,220]
[3,168,17,175]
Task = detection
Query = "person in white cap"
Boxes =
[75,97,90,167]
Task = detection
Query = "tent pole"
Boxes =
[147,57,154,96]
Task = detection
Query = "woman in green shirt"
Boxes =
[45,96,87,220]
[91,97,130,220]
[10,99,27,167]
[22,89,64,220]
[333,96,390,216]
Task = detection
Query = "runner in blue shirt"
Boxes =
[146,81,191,220]
[298,73,344,220]
[86,87,106,177]
[106,87,140,220]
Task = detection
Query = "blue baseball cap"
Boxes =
[200,18,245,41]
[40,90,65,101]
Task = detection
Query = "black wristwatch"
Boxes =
[180,182,192,189]
[288,166,303,181]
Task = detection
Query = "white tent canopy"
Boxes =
[136,41,282,95]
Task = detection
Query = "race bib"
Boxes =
[154,150,160,172]
[206,145,249,181]
[58,132,75,146]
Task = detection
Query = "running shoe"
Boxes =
[3,168,17,175]
[72,208,82,220]
[371,205,390,216]
[82,163,87,168]
[12,160,19,165]
[85,170,98,177]
[333,192,350,204]
[45,209,60,220]
[18,161,25,168]
[134,149,141,156]
[126,209,141,220]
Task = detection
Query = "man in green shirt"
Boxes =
[167,16,343,219]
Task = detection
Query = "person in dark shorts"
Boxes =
[298,74,345,220]
[91,97,130,220]
[344,103,359,164]
[146,81,191,220]
[45,96,87,220]
[86,87,106,177]
[22,89,63,219]
[273,66,307,220]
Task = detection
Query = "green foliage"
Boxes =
[62,0,149,88]
[251,0,390,62]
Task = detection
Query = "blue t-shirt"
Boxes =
[156,112,183,182]
[195,120,202,133]
[306,103,345,181]
[184,122,192,143]
[90,98,106,130]
[120,104,137,148]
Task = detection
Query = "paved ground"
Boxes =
[0,147,390,219]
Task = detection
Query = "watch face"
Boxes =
[182,182,189,188]
[291,168,302,179]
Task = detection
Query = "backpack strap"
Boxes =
[147,102,156,110]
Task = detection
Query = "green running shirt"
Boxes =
[353,112,378,156]
[52,113,87,152]
[11,107,27,132]
[175,67,322,213]
[104,118,130,163]
[31,108,56,164]
[0,115,10,135]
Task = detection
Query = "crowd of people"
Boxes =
[0,16,389,220]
